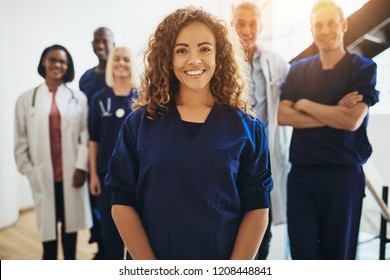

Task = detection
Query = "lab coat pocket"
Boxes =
[27,171,39,193]
[209,150,241,208]
[64,102,82,125]
[27,164,44,195]
[64,115,82,126]
[28,107,37,117]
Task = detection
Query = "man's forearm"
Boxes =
[278,100,325,128]
[294,99,368,131]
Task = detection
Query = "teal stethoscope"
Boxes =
[99,87,137,118]
[99,91,113,117]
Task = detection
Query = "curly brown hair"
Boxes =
[132,6,253,119]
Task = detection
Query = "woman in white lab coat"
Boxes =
[14,45,92,259]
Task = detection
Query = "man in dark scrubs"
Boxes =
[80,27,115,104]
[79,26,115,259]
[278,0,379,259]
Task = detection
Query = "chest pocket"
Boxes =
[209,150,241,209]
[64,99,82,125]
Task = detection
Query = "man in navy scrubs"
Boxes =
[79,26,115,259]
[278,0,379,259]
[80,27,115,104]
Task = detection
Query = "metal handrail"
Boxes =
[366,179,390,223]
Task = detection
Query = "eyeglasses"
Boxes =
[47,57,68,66]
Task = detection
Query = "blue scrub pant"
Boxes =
[97,174,124,260]
[287,165,365,260]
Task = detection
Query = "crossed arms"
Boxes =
[278,91,368,131]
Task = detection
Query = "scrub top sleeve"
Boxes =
[280,64,297,102]
[238,120,273,212]
[351,62,379,107]
[88,94,101,142]
[105,119,138,208]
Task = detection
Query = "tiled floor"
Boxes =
[268,225,390,260]
[1,210,388,260]
[357,232,390,260]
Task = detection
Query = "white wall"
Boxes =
[362,115,390,237]
[0,0,19,229]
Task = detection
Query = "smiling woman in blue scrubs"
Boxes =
[88,47,138,259]
[105,7,273,260]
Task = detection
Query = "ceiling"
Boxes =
[290,0,390,62]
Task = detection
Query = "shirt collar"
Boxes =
[252,43,264,61]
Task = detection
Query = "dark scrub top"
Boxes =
[79,68,106,105]
[88,87,137,177]
[105,102,273,260]
[281,52,379,166]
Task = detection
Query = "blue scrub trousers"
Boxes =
[287,165,365,260]
[97,174,124,260]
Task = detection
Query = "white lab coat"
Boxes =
[14,83,92,242]
[257,46,292,225]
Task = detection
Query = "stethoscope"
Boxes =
[99,95,112,117]
[31,84,78,107]
[99,87,137,118]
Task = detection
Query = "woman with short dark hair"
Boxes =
[14,44,92,259]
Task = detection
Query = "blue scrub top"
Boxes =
[281,52,379,166]
[89,87,137,177]
[105,102,273,259]
[79,68,106,105]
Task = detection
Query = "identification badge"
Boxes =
[115,108,125,118]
